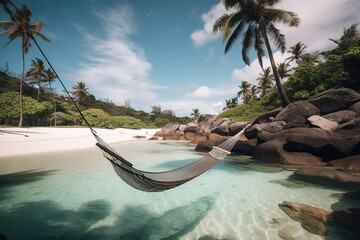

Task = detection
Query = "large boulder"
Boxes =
[294,167,360,183]
[278,201,331,236]
[327,155,360,171]
[155,123,179,137]
[233,139,257,155]
[254,138,323,165]
[309,88,360,114]
[245,121,286,140]
[323,110,357,124]
[349,102,360,116]
[285,128,354,161]
[253,107,283,124]
[307,115,339,131]
[195,141,214,152]
[337,117,360,130]
[211,120,231,136]
[275,101,320,124]
[184,122,203,134]
[228,121,249,136]
[198,114,217,133]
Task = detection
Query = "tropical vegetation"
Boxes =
[213,0,299,107]
[0,2,50,127]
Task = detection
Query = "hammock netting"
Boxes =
[93,126,248,192]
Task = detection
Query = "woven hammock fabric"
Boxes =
[94,125,249,192]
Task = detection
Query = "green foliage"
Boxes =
[219,99,273,121]
[81,108,147,129]
[0,91,52,125]
[110,116,146,129]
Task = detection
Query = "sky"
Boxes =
[0,0,359,117]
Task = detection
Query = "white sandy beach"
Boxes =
[0,127,159,158]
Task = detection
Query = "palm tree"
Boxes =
[286,42,307,65]
[237,81,251,102]
[213,0,299,107]
[72,81,88,107]
[277,62,290,81]
[26,57,46,101]
[257,78,272,98]
[43,68,57,125]
[223,97,238,111]
[249,85,259,100]
[190,108,200,122]
[0,3,50,127]
[330,24,359,45]
[257,67,274,88]
[43,68,56,93]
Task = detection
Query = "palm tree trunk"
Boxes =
[260,23,290,107]
[19,44,24,127]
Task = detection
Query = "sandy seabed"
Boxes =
[0,127,159,158]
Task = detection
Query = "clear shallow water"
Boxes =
[0,141,357,240]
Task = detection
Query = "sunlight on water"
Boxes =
[0,141,355,239]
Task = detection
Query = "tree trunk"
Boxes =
[19,44,24,127]
[260,23,290,107]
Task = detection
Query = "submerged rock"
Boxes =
[294,167,360,184]
[279,201,331,236]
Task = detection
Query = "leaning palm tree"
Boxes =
[213,0,299,107]
[223,97,238,111]
[257,67,274,88]
[0,2,50,127]
[72,81,88,107]
[237,81,251,101]
[190,108,200,122]
[26,57,46,101]
[285,42,307,65]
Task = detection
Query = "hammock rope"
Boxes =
[2,0,252,192]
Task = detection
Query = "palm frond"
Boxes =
[254,26,265,67]
[33,31,51,42]
[213,13,229,33]
[223,0,241,10]
[224,18,246,53]
[263,8,299,27]
[0,20,16,29]
[242,23,255,65]
[223,11,244,40]
[267,23,285,53]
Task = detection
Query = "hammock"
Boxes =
[92,126,249,192]
[1,0,250,192]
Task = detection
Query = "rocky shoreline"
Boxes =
[151,88,360,237]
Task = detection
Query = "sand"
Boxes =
[0,127,159,158]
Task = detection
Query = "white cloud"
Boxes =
[277,0,360,52]
[186,86,212,98]
[190,3,225,47]
[71,5,159,107]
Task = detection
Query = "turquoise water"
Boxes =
[0,141,357,239]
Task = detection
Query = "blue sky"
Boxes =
[1,0,359,116]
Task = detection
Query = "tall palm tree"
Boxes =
[285,42,307,65]
[72,81,88,107]
[277,62,291,81]
[190,108,200,122]
[26,57,46,101]
[213,0,299,107]
[0,2,50,127]
[237,81,251,102]
[257,67,274,88]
